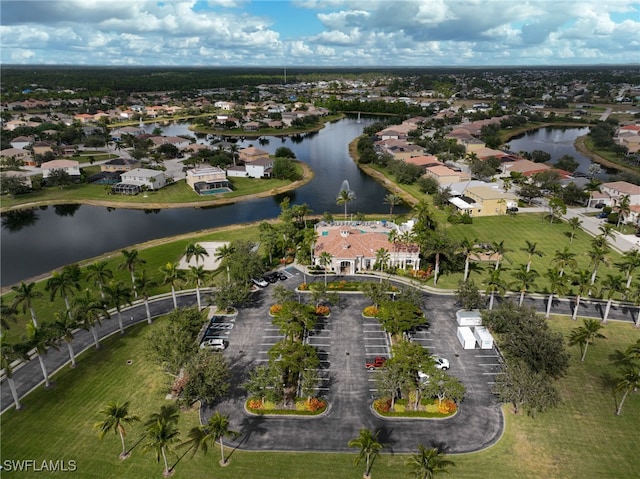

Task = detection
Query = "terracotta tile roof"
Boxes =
[314,227,418,259]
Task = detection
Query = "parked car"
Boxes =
[251,278,268,287]
[365,356,387,370]
[597,211,609,219]
[200,338,228,351]
[263,273,279,284]
[276,271,288,281]
[506,206,519,213]
[594,203,606,209]
[432,355,450,370]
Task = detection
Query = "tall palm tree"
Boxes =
[119,249,146,298]
[544,268,569,318]
[615,368,640,415]
[571,269,592,321]
[0,298,18,330]
[458,238,481,281]
[26,322,59,389]
[587,244,610,287]
[616,249,640,289]
[85,261,113,299]
[184,242,209,266]
[188,265,209,311]
[485,267,506,311]
[134,270,157,324]
[599,274,625,323]
[104,281,133,334]
[319,251,333,287]
[72,289,110,349]
[375,248,390,282]
[598,223,616,242]
[347,428,383,479]
[553,246,577,277]
[405,444,455,479]
[52,312,79,368]
[490,240,509,270]
[425,232,452,286]
[46,265,82,316]
[566,216,582,244]
[215,243,235,282]
[0,337,29,410]
[10,281,43,327]
[183,411,240,466]
[95,400,140,459]
[160,262,185,310]
[615,194,631,227]
[337,188,356,219]
[584,178,601,209]
[383,193,401,218]
[512,264,539,306]
[521,240,545,272]
[569,318,606,362]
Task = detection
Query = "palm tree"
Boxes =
[584,178,601,209]
[405,445,455,479]
[183,411,240,467]
[26,322,59,389]
[95,400,140,459]
[566,216,582,243]
[544,268,569,318]
[184,242,209,266]
[0,337,29,410]
[119,249,146,298]
[52,312,79,368]
[615,368,640,415]
[490,240,509,270]
[375,248,390,282]
[104,281,133,334]
[599,274,625,323]
[615,194,631,227]
[188,265,209,311]
[521,240,545,272]
[318,251,333,286]
[337,188,356,219]
[45,266,82,316]
[512,264,539,306]
[616,249,640,289]
[571,269,592,321]
[72,289,110,349]
[160,262,185,310]
[587,244,610,287]
[458,238,481,281]
[553,246,577,277]
[598,223,616,242]
[215,243,235,282]
[86,261,113,299]
[347,428,383,479]
[425,232,452,286]
[10,281,43,327]
[383,193,401,218]
[485,267,506,311]
[135,270,157,324]
[569,318,606,362]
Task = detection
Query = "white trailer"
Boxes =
[456,310,482,327]
[473,326,494,349]
[457,326,477,350]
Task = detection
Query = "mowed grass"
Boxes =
[436,212,624,291]
[1,314,638,478]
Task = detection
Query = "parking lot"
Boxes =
[206,274,504,453]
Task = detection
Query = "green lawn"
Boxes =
[434,212,624,291]
[1,313,638,478]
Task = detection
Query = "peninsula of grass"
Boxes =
[0,161,310,212]
[2,313,638,479]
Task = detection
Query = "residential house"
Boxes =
[312,222,420,275]
[9,136,33,150]
[424,165,471,186]
[40,159,81,179]
[0,170,32,189]
[501,159,552,177]
[31,141,56,157]
[100,158,141,173]
[449,185,517,217]
[238,147,269,164]
[120,168,166,190]
[0,148,33,166]
[598,181,640,207]
[227,157,274,179]
[185,166,231,194]
[149,136,192,150]
[403,155,442,170]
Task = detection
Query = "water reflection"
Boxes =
[53,204,81,217]
[1,209,38,232]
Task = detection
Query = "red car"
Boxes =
[366,356,387,370]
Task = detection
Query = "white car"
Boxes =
[200,338,228,351]
[432,355,450,370]
[251,278,268,287]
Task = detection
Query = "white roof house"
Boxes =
[120,168,167,190]
[40,159,81,178]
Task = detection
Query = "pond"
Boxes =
[1,116,408,286]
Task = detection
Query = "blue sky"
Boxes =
[1,0,639,66]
